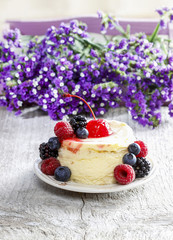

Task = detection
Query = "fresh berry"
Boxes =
[133,157,151,178]
[135,141,148,157]
[114,164,135,185]
[54,166,71,182]
[48,137,61,151]
[128,143,140,156]
[86,119,113,138]
[54,121,74,142]
[41,157,60,175]
[123,153,137,166]
[76,127,89,139]
[69,115,87,132]
[39,142,58,160]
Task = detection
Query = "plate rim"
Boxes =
[33,157,157,193]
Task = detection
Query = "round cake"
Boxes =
[58,120,135,185]
[39,94,151,186]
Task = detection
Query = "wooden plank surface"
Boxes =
[0,106,173,240]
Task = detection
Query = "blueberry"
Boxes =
[48,137,61,151]
[128,143,140,155]
[76,127,89,139]
[54,166,71,182]
[123,153,137,166]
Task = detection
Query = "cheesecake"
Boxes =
[58,120,135,185]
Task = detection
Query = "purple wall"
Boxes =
[6,17,170,36]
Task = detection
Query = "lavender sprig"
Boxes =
[0,11,173,128]
[97,10,130,38]
[150,7,173,43]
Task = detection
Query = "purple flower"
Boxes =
[138,117,150,127]
[90,49,98,58]
[156,7,173,29]
[168,102,173,117]
[0,15,173,128]
[119,39,127,49]
[3,28,21,47]
[162,7,170,11]
[160,19,167,29]
[97,10,103,19]
[156,9,164,16]
[100,25,106,34]
[170,14,173,22]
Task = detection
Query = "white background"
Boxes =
[0,0,173,23]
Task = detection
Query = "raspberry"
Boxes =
[114,164,135,185]
[41,157,60,175]
[86,119,113,138]
[54,121,74,142]
[135,140,148,158]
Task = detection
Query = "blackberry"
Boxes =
[133,157,151,178]
[39,142,58,160]
[69,115,87,132]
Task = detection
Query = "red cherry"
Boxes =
[63,94,113,138]
[86,119,113,138]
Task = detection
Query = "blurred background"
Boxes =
[0,0,173,32]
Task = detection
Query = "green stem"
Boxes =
[73,35,103,50]
[149,23,160,42]
[112,22,129,38]
[103,34,109,43]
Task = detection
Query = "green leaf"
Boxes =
[126,24,131,38]
[149,116,160,128]
[93,81,118,90]
[149,23,160,43]
[6,80,17,87]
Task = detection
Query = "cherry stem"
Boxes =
[64,93,96,119]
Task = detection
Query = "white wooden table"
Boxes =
[0,106,173,240]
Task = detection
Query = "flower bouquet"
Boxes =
[0,7,173,127]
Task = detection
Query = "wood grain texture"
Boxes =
[0,106,173,240]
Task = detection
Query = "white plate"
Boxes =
[34,158,157,193]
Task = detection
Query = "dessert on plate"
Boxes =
[38,94,151,185]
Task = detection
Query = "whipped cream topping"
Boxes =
[62,120,135,150]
